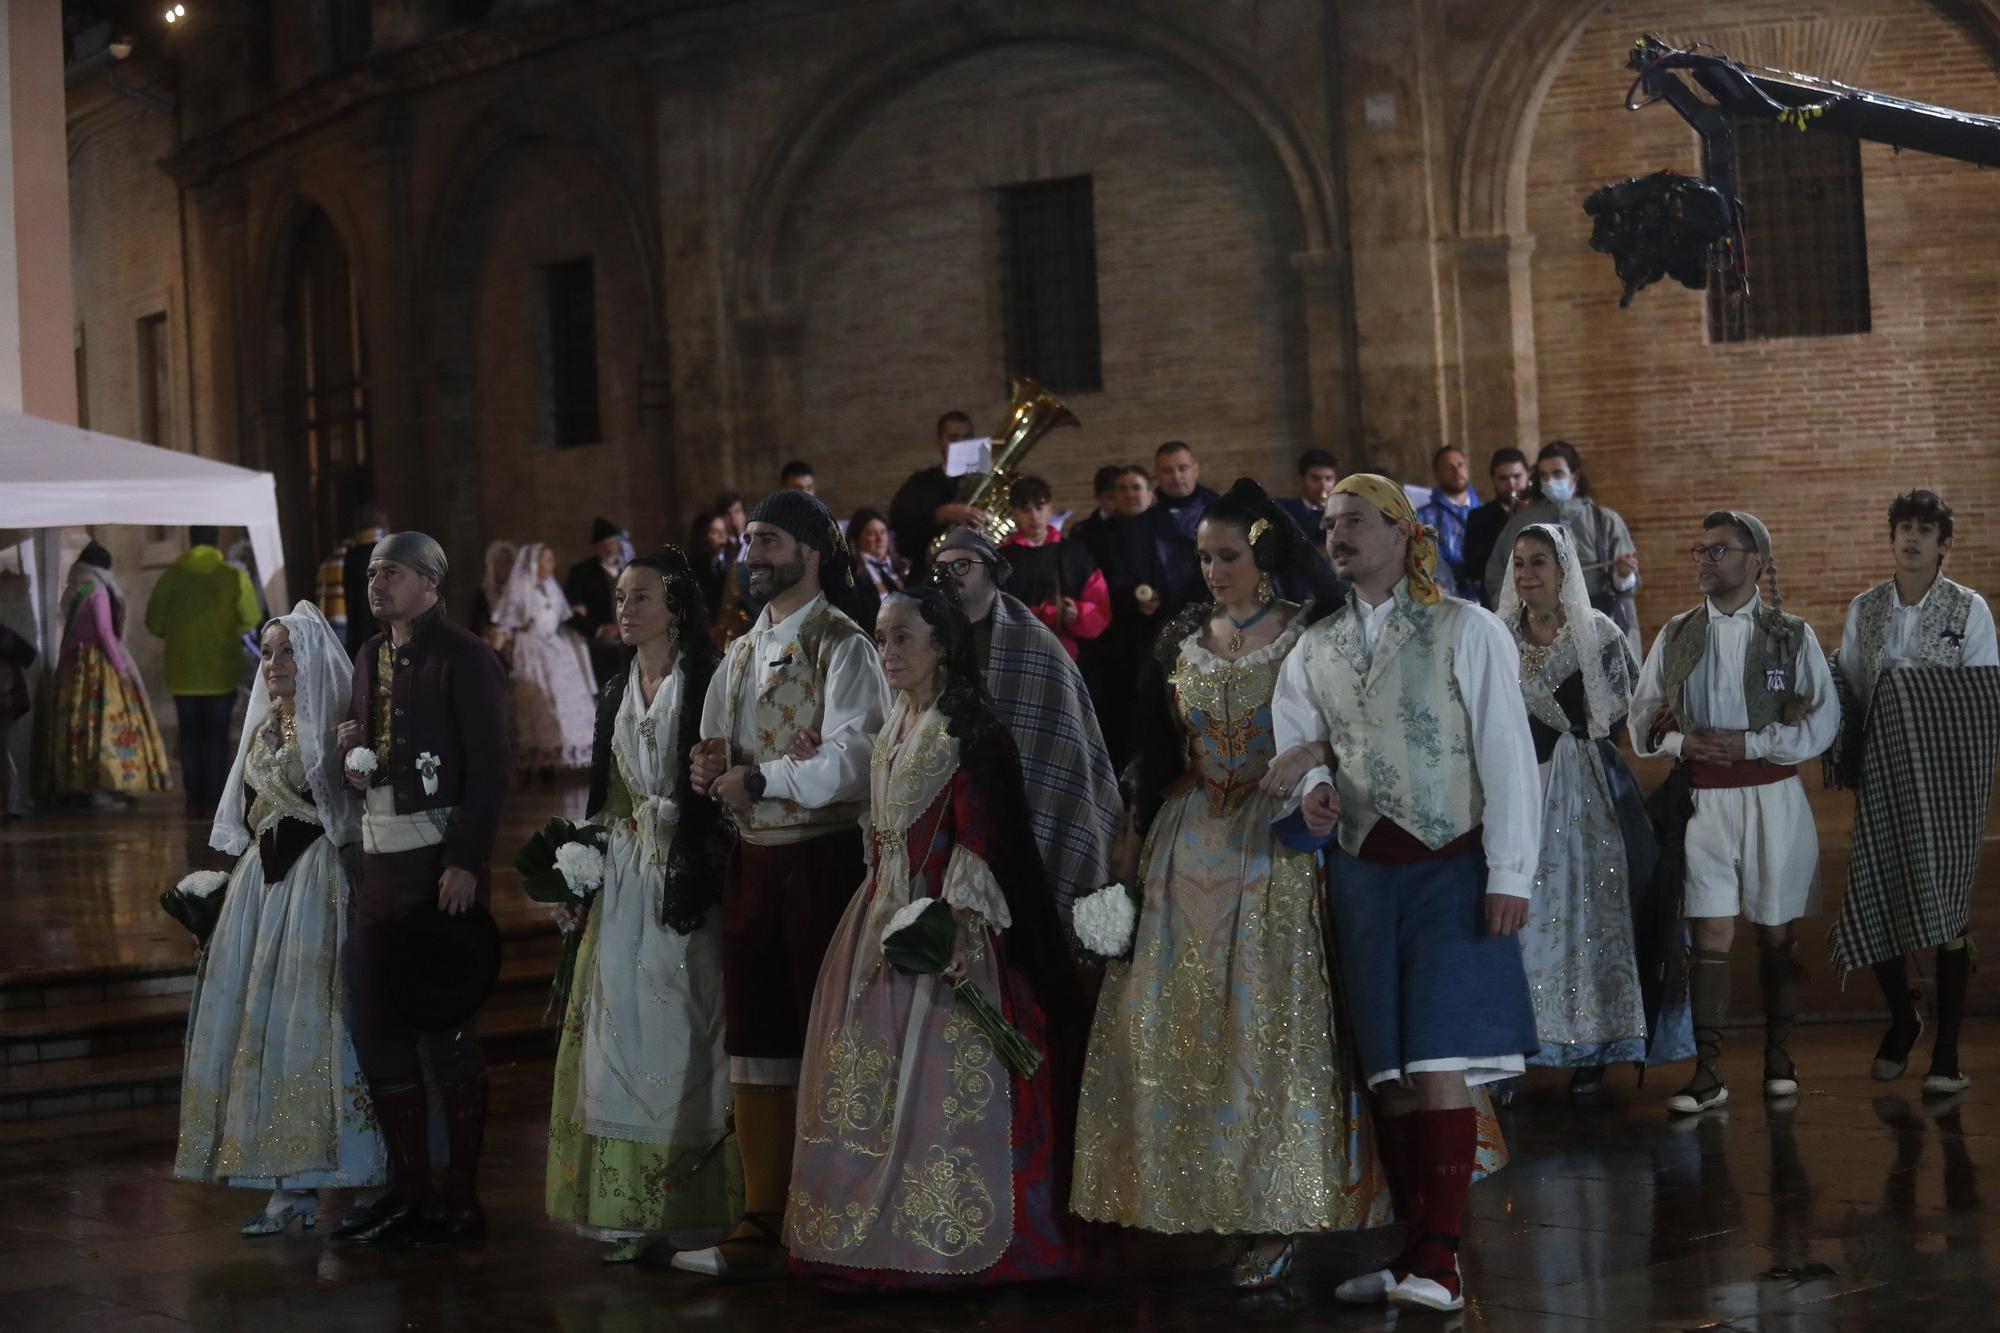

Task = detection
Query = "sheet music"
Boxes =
[944,437,994,478]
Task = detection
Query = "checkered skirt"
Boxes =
[1828,666,2000,973]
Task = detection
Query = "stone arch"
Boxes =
[1455,0,2000,240]
[738,6,1339,305]
[730,3,1355,482]
[250,185,375,591]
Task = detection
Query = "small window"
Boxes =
[136,311,170,446]
[1707,119,1870,342]
[536,257,602,449]
[999,175,1103,393]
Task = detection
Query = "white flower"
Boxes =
[880,896,934,950]
[1073,882,1138,958]
[344,747,378,775]
[553,841,606,897]
[176,870,230,900]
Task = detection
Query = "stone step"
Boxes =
[0,984,560,1122]
[0,945,563,1067]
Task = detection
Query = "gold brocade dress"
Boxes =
[1071,622,1392,1234]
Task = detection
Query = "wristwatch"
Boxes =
[744,764,767,799]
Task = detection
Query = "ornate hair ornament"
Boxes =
[1248,517,1271,548]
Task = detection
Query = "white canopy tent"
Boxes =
[0,408,287,666]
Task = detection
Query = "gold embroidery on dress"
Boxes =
[787,1189,882,1253]
[245,714,319,836]
[800,1023,899,1157]
[940,1011,996,1133]
[890,1145,995,1257]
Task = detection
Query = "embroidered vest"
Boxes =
[719,596,870,840]
[1658,600,1805,734]
[1297,587,1482,853]
[1848,576,1975,699]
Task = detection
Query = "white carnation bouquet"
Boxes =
[344,746,379,775]
[879,898,1042,1076]
[514,816,612,1020]
[1073,881,1141,960]
[160,870,232,946]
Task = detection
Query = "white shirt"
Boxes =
[1836,577,1999,698]
[1629,598,1839,765]
[1272,593,1543,900]
[698,593,888,809]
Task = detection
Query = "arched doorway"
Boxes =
[281,207,370,593]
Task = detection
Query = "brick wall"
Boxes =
[1525,0,2000,649]
[469,142,671,570]
[787,39,1313,527]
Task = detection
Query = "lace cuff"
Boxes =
[940,845,1012,929]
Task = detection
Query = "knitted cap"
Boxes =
[371,531,449,585]
[747,489,852,587]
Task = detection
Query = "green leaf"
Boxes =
[881,898,956,976]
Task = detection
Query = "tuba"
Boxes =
[931,376,1080,554]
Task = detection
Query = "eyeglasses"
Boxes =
[932,558,988,579]
[1689,543,1752,564]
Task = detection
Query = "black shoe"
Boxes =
[402,1197,487,1249]
[330,1194,423,1246]
[1570,1066,1608,1099]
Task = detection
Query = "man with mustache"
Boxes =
[1829,489,1998,1095]
[1269,475,1541,1313]
[678,489,889,1278]
[332,531,510,1247]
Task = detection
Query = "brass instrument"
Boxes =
[931,376,1080,554]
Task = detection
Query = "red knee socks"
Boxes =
[1404,1106,1477,1297]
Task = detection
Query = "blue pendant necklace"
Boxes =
[1225,601,1275,653]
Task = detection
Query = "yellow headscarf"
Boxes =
[1331,473,1445,605]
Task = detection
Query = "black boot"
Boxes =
[1668,949,1731,1114]
[1758,936,1803,1097]
[1925,939,1975,1095]
[332,1081,430,1244]
[407,1071,489,1247]
[1871,956,1923,1081]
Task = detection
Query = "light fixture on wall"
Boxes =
[164,4,185,23]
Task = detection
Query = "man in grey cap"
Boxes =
[1628,510,1839,1115]
[332,531,511,1246]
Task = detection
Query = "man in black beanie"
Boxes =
[565,517,628,685]
[678,489,888,1278]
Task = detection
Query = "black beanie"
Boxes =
[590,517,621,543]
[747,489,852,587]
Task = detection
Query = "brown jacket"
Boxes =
[344,602,510,873]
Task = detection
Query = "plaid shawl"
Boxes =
[1828,666,2000,974]
[986,593,1121,919]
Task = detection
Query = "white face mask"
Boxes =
[1542,476,1577,504]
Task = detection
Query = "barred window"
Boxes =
[1707,119,1870,342]
[999,175,1103,393]
[536,257,602,449]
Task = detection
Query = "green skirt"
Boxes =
[544,912,742,1242]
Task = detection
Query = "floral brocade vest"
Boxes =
[1296,587,1481,853]
[1848,576,1975,700]
[718,596,870,841]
